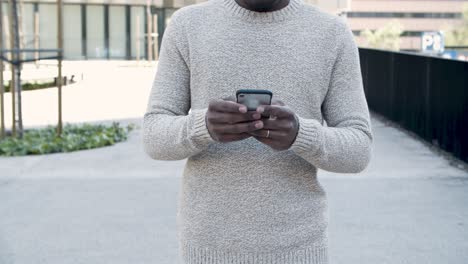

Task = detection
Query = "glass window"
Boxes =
[20,3,35,60]
[346,11,461,19]
[109,5,126,59]
[0,3,35,59]
[1,2,10,51]
[86,5,105,59]
[165,8,177,26]
[64,4,83,60]
[39,3,57,50]
[130,6,145,60]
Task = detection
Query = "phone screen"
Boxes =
[237,93,272,111]
[236,89,273,111]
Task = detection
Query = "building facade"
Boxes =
[1,0,182,60]
[344,0,468,51]
[6,0,463,60]
[1,0,350,60]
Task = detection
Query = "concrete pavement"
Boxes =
[1,114,467,264]
[1,61,467,263]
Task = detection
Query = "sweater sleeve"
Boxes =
[142,10,216,161]
[288,18,373,173]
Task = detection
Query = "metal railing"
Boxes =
[359,47,468,164]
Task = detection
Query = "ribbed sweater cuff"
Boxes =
[180,240,328,264]
[190,108,216,149]
[289,115,322,156]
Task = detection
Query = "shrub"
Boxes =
[3,77,77,92]
[0,122,135,156]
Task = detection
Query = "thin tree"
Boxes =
[0,0,5,138]
[57,0,63,136]
[8,0,23,138]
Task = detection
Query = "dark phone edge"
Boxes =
[236,89,273,96]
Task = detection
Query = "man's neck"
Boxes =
[234,0,290,12]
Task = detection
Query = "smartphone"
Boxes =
[236,89,273,111]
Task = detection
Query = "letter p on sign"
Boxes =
[421,31,444,54]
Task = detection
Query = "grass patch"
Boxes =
[0,122,135,156]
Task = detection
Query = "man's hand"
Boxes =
[247,99,300,151]
[206,96,264,143]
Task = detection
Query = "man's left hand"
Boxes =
[247,99,300,151]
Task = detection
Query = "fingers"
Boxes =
[261,118,296,130]
[249,131,290,151]
[247,129,285,139]
[207,111,261,124]
[256,105,292,118]
[211,120,263,135]
[206,97,293,144]
[209,99,247,113]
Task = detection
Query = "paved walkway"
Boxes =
[1,62,467,263]
[1,114,467,264]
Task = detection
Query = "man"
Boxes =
[142,0,373,262]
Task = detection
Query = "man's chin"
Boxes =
[242,0,280,11]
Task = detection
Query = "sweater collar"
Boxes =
[220,0,304,23]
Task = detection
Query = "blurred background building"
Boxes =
[1,0,180,60]
[345,0,468,51]
[0,0,352,60]
[1,0,467,59]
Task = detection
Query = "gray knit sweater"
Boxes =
[142,0,373,263]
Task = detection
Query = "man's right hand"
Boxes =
[205,97,264,143]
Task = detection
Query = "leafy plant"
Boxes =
[3,78,76,92]
[443,3,468,46]
[360,19,404,51]
[0,122,135,156]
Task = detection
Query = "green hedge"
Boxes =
[0,122,135,156]
[2,79,75,92]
